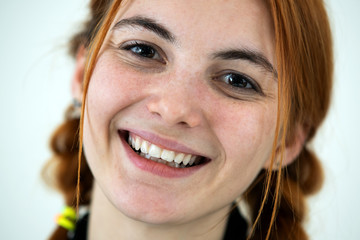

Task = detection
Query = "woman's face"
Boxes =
[83,0,277,225]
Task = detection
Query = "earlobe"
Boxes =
[71,45,87,101]
[264,124,308,170]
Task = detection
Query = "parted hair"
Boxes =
[42,0,333,239]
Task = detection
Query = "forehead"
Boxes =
[116,0,275,60]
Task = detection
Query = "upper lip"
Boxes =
[120,128,209,158]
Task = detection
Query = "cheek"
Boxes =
[87,54,141,124]
[83,53,144,167]
[212,101,277,176]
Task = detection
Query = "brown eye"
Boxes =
[223,73,254,89]
[121,41,165,63]
[211,71,264,98]
[127,44,156,58]
[221,73,262,94]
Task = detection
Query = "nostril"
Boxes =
[152,112,162,118]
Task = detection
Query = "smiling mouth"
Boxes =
[122,131,209,168]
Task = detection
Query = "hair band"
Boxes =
[55,206,77,231]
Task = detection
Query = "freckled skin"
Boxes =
[81,0,278,238]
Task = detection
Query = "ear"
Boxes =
[264,123,308,169]
[71,45,86,101]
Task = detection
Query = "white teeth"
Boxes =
[183,154,192,165]
[131,137,136,149]
[140,141,150,154]
[149,144,162,158]
[161,149,175,162]
[189,155,197,166]
[174,153,185,164]
[135,137,141,151]
[128,134,201,167]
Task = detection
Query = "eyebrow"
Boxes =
[212,49,278,77]
[112,16,176,43]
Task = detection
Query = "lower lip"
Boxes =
[119,132,207,178]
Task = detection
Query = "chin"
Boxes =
[110,186,189,225]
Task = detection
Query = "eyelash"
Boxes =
[120,41,166,63]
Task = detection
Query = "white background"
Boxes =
[0,0,359,239]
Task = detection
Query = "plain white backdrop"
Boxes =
[0,0,359,239]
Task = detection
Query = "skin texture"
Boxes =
[71,0,302,239]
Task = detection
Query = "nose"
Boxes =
[146,77,204,128]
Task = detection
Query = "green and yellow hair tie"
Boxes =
[55,206,77,231]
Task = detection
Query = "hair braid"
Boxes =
[42,106,93,239]
[244,146,323,240]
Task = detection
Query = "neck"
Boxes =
[88,183,230,240]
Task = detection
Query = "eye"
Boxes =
[212,71,264,97]
[121,41,165,63]
[223,73,254,89]
[127,44,155,58]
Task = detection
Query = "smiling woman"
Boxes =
[42,0,333,239]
